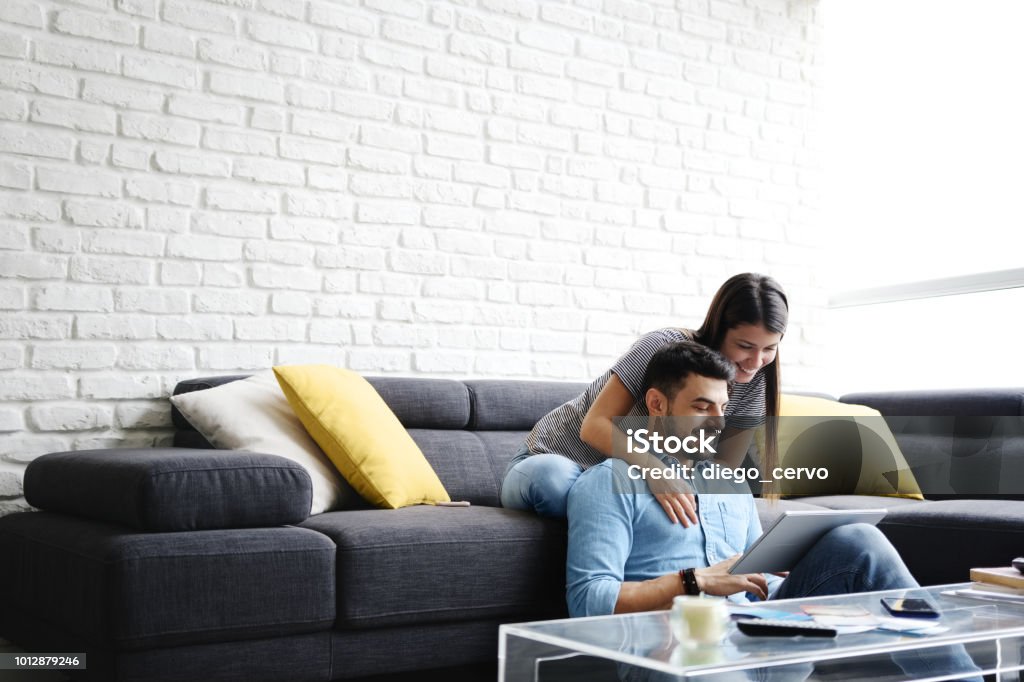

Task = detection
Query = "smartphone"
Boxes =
[880,597,940,618]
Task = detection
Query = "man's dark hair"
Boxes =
[643,341,735,401]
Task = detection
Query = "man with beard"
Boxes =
[563,342,981,681]
[568,342,931,613]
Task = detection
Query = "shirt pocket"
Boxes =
[715,500,749,555]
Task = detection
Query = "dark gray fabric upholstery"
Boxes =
[299,505,566,629]
[0,512,335,650]
[115,632,332,682]
[878,500,1024,585]
[408,429,501,507]
[172,429,214,449]
[330,619,509,678]
[366,376,471,429]
[0,604,332,682]
[465,379,587,430]
[474,430,532,499]
[25,449,313,531]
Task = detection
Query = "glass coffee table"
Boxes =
[499,584,1024,681]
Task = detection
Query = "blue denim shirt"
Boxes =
[566,457,783,618]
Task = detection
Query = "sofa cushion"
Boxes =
[878,500,1024,585]
[367,376,471,429]
[299,505,567,629]
[274,365,450,509]
[408,429,498,507]
[25,449,313,531]
[475,430,533,493]
[0,513,336,650]
[465,380,587,430]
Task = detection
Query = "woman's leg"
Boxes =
[500,451,584,518]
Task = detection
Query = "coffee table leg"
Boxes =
[995,634,1024,682]
[500,632,599,682]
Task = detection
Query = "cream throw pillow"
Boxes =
[170,372,345,515]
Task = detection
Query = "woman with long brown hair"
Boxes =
[500,272,788,522]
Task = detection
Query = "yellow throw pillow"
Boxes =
[273,365,450,509]
[759,394,924,500]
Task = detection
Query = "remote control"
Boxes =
[736,618,837,638]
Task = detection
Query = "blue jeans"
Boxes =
[775,523,918,599]
[500,444,583,518]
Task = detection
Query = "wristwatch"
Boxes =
[679,568,699,595]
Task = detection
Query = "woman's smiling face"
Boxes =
[719,323,782,383]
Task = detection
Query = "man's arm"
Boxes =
[566,463,636,617]
[614,575,686,613]
[566,464,688,615]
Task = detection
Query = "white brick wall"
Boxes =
[0,0,825,515]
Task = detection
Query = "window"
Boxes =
[822,0,1024,392]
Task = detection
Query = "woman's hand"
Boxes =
[694,554,769,600]
[646,473,698,526]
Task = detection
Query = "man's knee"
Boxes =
[824,522,889,547]
[822,523,915,584]
[814,524,900,566]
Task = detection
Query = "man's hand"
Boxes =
[694,554,769,600]
[646,473,698,526]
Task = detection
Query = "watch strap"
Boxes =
[680,568,699,595]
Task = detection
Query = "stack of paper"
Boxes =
[801,605,948,636]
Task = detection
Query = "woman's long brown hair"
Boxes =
[693,273,788,496]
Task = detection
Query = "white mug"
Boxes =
[671,595,729,645]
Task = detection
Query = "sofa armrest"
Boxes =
[24,448,313,531]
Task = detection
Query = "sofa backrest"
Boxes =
[840,389,1024,498]
[172,375,587,508]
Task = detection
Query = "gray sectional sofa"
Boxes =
[1,375,1022,681]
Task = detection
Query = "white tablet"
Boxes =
[729,509,888,575]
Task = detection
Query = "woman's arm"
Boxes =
[579,373,635,456]
[579,373,698,526]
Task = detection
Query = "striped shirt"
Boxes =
[526,328,768,469]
